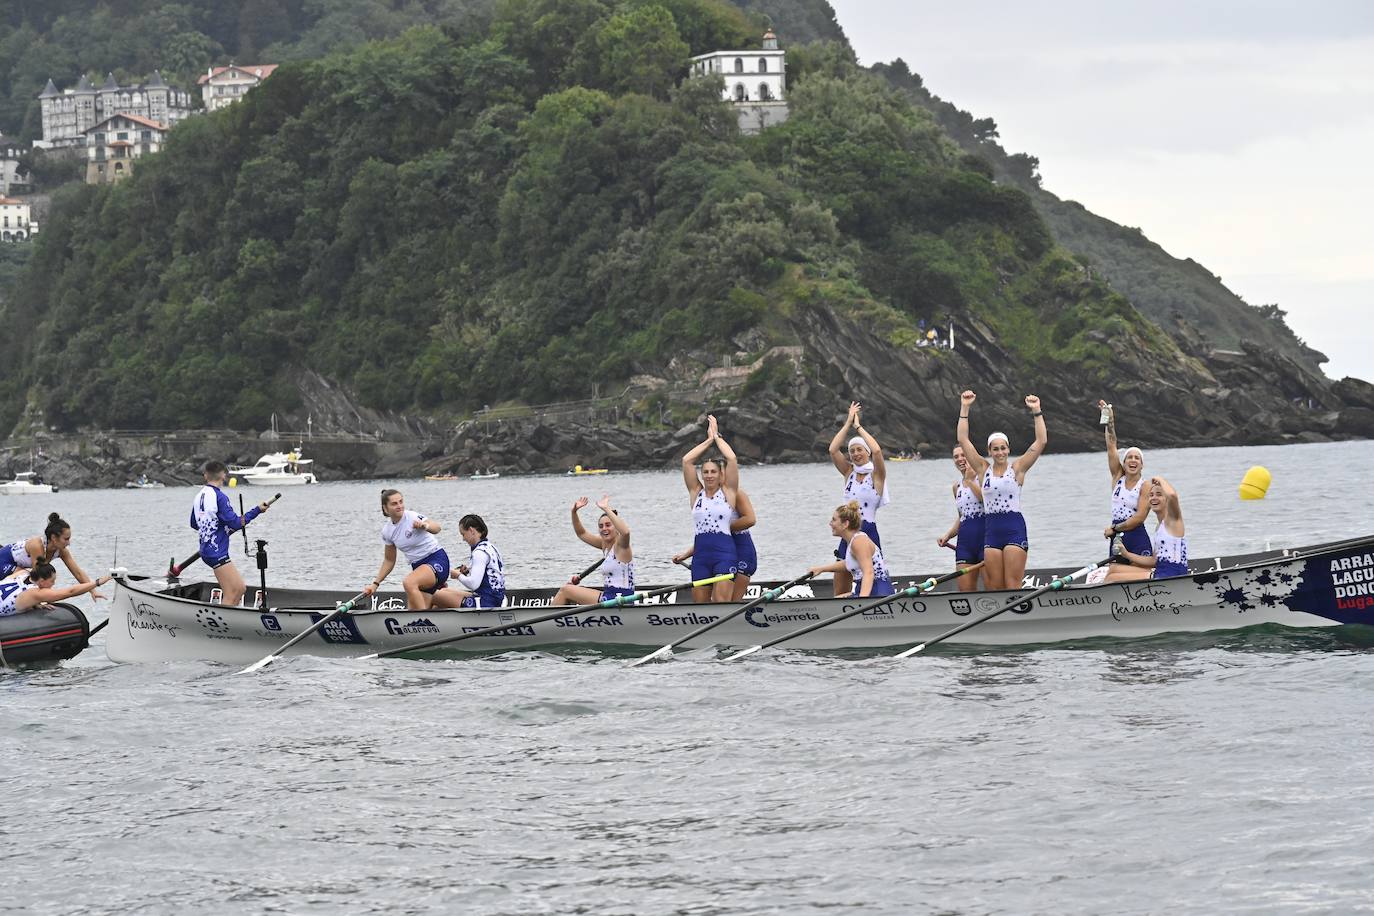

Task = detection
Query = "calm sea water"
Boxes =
[5,441,1374,913]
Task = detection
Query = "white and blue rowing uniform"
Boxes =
[1151,523,1188,579]
[982,464,1028,551]
[600,546,635,602]
[837,467,886,560]
[0,578,37,616]
[842,531,894,597]
[691,487,738,579]
[190,484,261,568]
[1111,476,1152,556]
[730,505,758,577]
[456,539,506,607]
[954,482,985,565]
[0,540,34,579]
[381,510,450,594]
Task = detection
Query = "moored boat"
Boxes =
[424,473,459,481]
[230,450,317,486]
[469,470,500,480]
[0,472,57,496]
[104,535,1374,665]
[568,465,609,476]
[125,476,166,489]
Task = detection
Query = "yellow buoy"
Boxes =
[229,477,238,488]
[1239,466,1271,500]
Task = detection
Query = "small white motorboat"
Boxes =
[230,449,317,486]
[469,470,500,480]
[0,471,57,496]
[124,476,166,489]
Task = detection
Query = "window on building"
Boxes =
[734,58,744,73]
[117,132,128,140]
[759,59,768,72]
[95,133,105,143]
[734,83,747,101]
[759,83,772,101]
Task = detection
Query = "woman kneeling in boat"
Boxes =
[552,496,633,606]
[680,415,740,603]
[0,562,112,617]
[364,489,459,609]
[0,513,105,600]
[809,501,894,598]
[827,401,888,597]
[449,514,507,608]
[1117,477,1188,580]
[1098,402,1151,576]
[956,390,1047,590]
[937,446,984,591]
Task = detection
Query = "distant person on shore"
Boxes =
[1117,477,1188,580]
[363,489,457,609]
[808,501,895,598]
[680,415,740,603]
[448,514,507,608]
[937,446,984,591]
[192,461,272,606]
[955,390,1046,590]
[0,512,106,600]
[0,562,113,617]
[1097,402,1152,577]
[552,495,634,606]
[827,401,888,597]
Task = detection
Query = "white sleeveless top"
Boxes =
[1153,523,1188,567]
[0,578,37,616]
[982,464,1021,514]
[692,488,732,535]
[381,510,443,566]
[843,532,890,585]
[955,482,983,521]
[4,540,34,570]
[843,470,883,524]
[1112,476,1144,525]
[601,546,634,591]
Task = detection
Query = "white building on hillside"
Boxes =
[0,197,38,241]
[85,114,168,185]
[690,29,789,133]
[199,64,279,112]
[0,135,27,195]
[37,71,193,150]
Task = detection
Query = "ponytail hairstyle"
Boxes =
[29,560,57,584]
[835,500,863,532]
[380,488,402,515]
[44,512,70,542]
[459,514,488,539]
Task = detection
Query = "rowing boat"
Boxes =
[0,603,89,667]
[102,536,1374,665]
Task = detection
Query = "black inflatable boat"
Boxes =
[0,603,89,667]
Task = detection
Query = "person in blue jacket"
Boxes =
[190,461,272,606]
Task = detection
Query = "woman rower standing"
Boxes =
[827,401,888,597]
[0,513,104,600]
[680,415,740,604]
[363,489,456,609]
[809,501,895,598]
[955,389,1047,590]
[937,446,984,591]
[0,562,113,617]
[1097,401,1152,558]
[449,514,508,608]
[672,485,759,601]
[552,495,634,606]
[1117,477,1188,580]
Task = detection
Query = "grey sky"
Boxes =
[829,1,1371,381]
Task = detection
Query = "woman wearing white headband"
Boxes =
[955,389,1046,589]
[1097,401,1152,582]
[827,400,889,598]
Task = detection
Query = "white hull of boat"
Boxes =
[238,472,316,486]
[104,536,1374,664]
[0,482,54,496]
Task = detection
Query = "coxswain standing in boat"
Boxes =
[364,489,460,609]
[0,512,105,600]
[552,495,634,606]
[955,390,1046,590]
[679,415,740,604]
[0,562,113,617]
[808,501,895,598]
[1117,477,1188,580]
[937,446,984,591]
[1097,402,1152,582]
[448,514,507,607]
[827,401,889,597]
[192,462,272,606]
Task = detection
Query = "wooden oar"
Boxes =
[170,492,282,577]
[238,590,369,674]
[721,564,982,662]
[627,571,816,668]
[892,558,1112,658]
[359,572,735,661]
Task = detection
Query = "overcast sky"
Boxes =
[829,0,1372,382]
